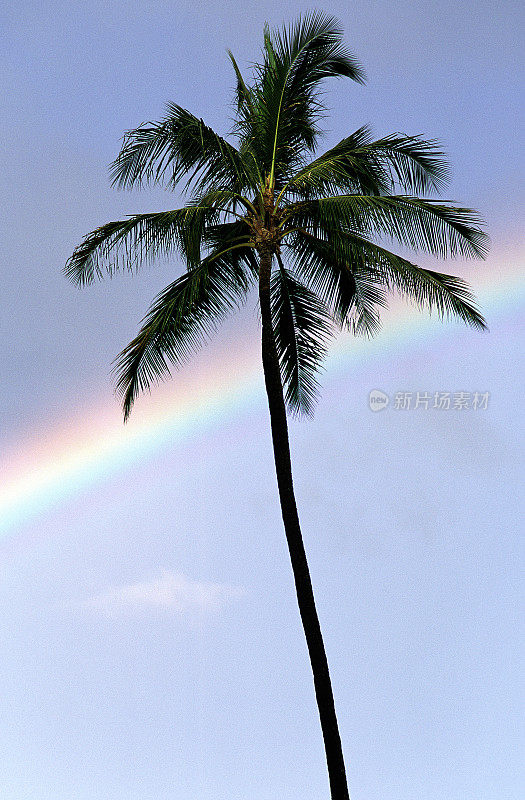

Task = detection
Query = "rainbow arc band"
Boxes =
[1,265,523,536]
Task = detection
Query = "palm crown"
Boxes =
[66,12,488,421]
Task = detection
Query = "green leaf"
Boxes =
[282,128,450,201]
[362,133,450,193]
[234,12,365,184]
[109,103,258,195]
[227,50,255,117]
[287,227,486,333]
[288,194,489,259]
[337,231,487,329]
[64,206,221,286]
[287,230,386,336]
[271,259,333,415]
[282,126,389,198]
[114,245,253,420]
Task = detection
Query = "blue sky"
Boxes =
[1,2,523,798]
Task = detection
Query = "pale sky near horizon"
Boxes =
[1,2,524,799]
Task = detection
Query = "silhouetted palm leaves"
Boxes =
[67,12,487,421]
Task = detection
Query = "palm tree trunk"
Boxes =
[258,247,350,800]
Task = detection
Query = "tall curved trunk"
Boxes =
[258,247,350,800]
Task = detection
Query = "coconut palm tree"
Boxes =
[65,13,488,799]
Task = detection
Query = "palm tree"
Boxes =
[65,13,488,799]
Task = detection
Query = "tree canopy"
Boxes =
[66,12,488,421]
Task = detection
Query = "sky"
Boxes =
[1,1,523,799]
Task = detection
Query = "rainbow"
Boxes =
[1,249,523,536]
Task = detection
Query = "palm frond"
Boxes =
[287,227,486,332]
[288,194,489,259]
[363,133,450,193]
[271,258,333,415]
[286,230,387,336]
[283,128,450,200]
[336,231,487,329]
[227,50,256,118]
[266,11,365,93]
[203,219,259,278]
[238,12,364,183]
[281,126,389,198]
[109,103,257,194]
[64,206,221,286]
[114,244,254,420]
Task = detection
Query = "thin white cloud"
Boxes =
[78,570,245,618]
